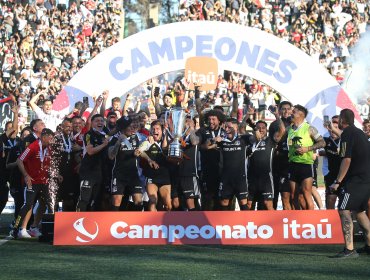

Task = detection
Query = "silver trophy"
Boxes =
[165,107,189,161]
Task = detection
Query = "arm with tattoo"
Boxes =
[308,126,326,151]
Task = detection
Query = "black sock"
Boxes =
[220,205,229,211]
[133,204,143,211]
[188,208,196,211]
[111,205,120,211]
[239,204,249,211]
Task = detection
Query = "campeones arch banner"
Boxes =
[53,21,362,135]
[54,211,343,245]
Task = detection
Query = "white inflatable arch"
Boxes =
[53,21,362,131]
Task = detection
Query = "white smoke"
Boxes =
[344,31,370,105]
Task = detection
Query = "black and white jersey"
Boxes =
[140,139,170,181]
[79,129,107,180]
[199,127,226,174]
[323,136,341,176]
[248,136,276,177]
[110,134,140,181]
[218,134,252,176]
[178,135,200,178]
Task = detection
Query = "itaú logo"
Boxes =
[73,218,99,243]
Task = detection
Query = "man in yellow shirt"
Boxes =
[287,105,325,210]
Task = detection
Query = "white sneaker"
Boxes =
[28,227,42,238]
[18,228,32,239]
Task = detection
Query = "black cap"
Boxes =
[116,116,132,131]
[41,128,54,136]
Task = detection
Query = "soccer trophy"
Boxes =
[165,107,188,161]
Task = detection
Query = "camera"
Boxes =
[154,86,160,97]
[82,96,89,106]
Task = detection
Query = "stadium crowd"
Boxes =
[0,0,369,257]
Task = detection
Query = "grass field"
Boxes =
[0,214,369,280]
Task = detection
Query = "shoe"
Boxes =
[332,248,359,258]
[357,245,370,255]
[28,227,42,238]
[18,228,32,239]
[9,228,19,239]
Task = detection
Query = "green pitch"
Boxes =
[0,214,369,280]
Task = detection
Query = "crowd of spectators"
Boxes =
[0,0,369,128]
[0,0,122,125]
[178,0,369,115]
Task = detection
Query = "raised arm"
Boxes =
[230,91,239,118]
[99,90,109,116]
[29,90,45,111]
[122,93,133,117]
[85,95,103,131]
[272,108,286,143]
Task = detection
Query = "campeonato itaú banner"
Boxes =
[54,211,343,245]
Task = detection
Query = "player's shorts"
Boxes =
[111,177,142,195]
[288,162,314,183]
[201,173,221,195]
[219,174,248,201]
[178,176,200,199]
[146,177,171,187]
[248,174,274,201]
[278,174,290,193]
[324,173,339,196]
[338,176,370,212]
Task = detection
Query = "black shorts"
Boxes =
[25,184,49,205]
[324,173,339,196]
[288,162,314,183]
[248,174,274,201]
[178,177,200,199]
[111,177,142,195]
[278,174,290,193]
[170,174,179,199]
[146,177,171,187]
[219,174,248,201]
[338,177,370,212]
[201,173,221,195]
[258,105,266,112]
[59,173,80,200]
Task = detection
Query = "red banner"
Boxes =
[54,211,344,246]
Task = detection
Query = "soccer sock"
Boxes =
[13,215,22,229]
[111,205,120,211]
[133,204,143,211]
[220,205,229,211]
[188,208,196,211]
[239,204,249,211]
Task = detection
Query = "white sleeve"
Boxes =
[34,106,46,119]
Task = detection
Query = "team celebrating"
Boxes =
[0,79,369,257]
